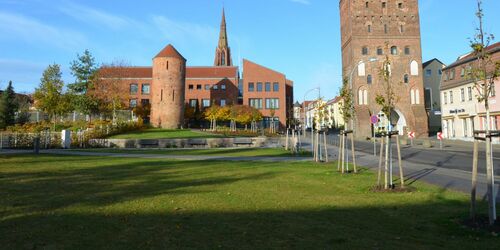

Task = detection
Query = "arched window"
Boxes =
[358,61,366,76]
[362,47,368,55]
[415,89,420,104]
[410,89,415,104]
[221,53,226,65]
[391,46,398,55]
[364,89,368,105]
[403,74,409,84]
[358,88,369,105]
[367,74,372,84]
[410,60,419,76]
[358,89,364,105]
[410,88,420,105]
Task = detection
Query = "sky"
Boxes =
[0,0,499,101]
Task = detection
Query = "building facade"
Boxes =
[422,58,445,134]
[339,0,428,137]
[98,9,293,128]
[440,42,500,141]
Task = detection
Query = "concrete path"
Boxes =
[0,149,311,163]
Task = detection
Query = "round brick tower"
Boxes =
[151,44,186,129]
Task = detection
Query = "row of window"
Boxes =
[248,82,280,92]
[362,46,410,56]
[129,98,150,108]
[364,73,411,84]
[365,1,404,9]
[249,98,280,109]
[188,84,226,91]
[130,83,150,95]
[425,69,443,77]
[357,89,421,105]
[358,60,419,78]
[444,66,473,81]
[443,85,495,105]
[367,23,406,34]
[189,99,226,108]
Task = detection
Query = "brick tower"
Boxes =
[151,44,186,129]
[339,0,428,138]
[214,8,232,66]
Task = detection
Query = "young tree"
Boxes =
[69,50,99,117]
[235,105,253,130]
[0,81,19,129]
[204,104,220,131]
[93,61,129,124]
[339,78,354,129]
[250,107,263,132]
[34,64,68,129]
[468,0,500,225]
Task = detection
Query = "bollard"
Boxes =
[33,137,40,154]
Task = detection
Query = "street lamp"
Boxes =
[347,57,378,131]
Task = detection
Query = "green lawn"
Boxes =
[74,147,311,157]
[107,129,220,139]
[0,154,498,249]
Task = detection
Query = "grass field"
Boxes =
[74,147,311,157]
[107,129,220,139]
[0,153,498,249]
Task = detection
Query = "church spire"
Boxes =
[214,8,232,66]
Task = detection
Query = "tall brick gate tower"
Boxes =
[151,44,187,129]
[339,0,428,138]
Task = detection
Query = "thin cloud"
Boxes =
[152,15,218,45]
[291,0,311,5]
[0,11,87,51]
[58,2,131,30]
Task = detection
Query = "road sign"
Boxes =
[408,131,415,139]
[370,115,378,124]
[437,132,443,140]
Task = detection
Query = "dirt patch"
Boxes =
[370,185,417,193]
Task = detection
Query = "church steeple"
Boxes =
[214,8,232,66]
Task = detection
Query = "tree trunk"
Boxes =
[378,137,384,187]
[350,132,357,173]
[396,135,404,188]
[471,138,479,221]
[384,135,389,189]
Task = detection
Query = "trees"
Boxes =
[468,0,500,225]
[34,64,72,130]
[92,62,129,124]
[69,50,99,117]
[0,81,19,129]
[204,104,220,131]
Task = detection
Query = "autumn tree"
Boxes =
[204,104,220,131]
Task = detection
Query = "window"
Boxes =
[391,46,398,55]
[196,84,202,90]
[461,68,465,77]
[411,89,420,104]
[445,72,449,81]
[189,99,198,108]
[273,82,279,92]
[410,60,419,76]
[404,46,410,55]
[202,99,210,107]
[141,84,150,94]
[443,92,448,104]
[358,61,366,76]
[424,88,432,110]
[368,25,371,33]
[257,82,263,92]
[463,118,469,137]
[367,74,372,84]
[213,84,219,90]
[266,98,279,109]
[362,47,368,55]
[129,99,137,108]
[141,99,149,106]
[365,1,369,8]
[265,82,271,92]
[188,84,194,90]
[403,74,409,84]
[382,2,386,8]
[220,99,226,107]
[468,86,473,101]
[450,69,455,80]
[425,69,432,77]
[377,47,383,55]
[438,69,442,75]
[358,89,368,105]
[398,3,403,8]
[384,24,388,33]
[205,84,210,90]
[249,98,263,109]
[130,83,138,94]
[491,83,496,97]
[410,89,415,104]
[449,91,453,104]
[400,25,404,33]
[221,84,226,90]
[461,88,465,102]
[248,82,255,92]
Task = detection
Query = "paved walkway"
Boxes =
[0,149,310,162]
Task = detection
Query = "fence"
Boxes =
[20,110,136,123]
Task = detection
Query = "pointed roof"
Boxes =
[154,44,186,60]
[217,8,228,48]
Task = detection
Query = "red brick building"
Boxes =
[340,0,428,137]
[99,9,293,128]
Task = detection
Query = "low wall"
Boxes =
[89,137,285,149]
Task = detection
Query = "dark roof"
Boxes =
[154,44,186,60]
[186,66,238,79]
[99,67,152,78]
[423,58,445,68]
[443,42,500,70]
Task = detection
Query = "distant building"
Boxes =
[340,0,428,137]
[325,96,344,129]
[422,58,446,134]
[98,8,294,128]
[440,42,500,141]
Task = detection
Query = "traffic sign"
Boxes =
[370,115,378,124]
[437,132,443,140]
[408,131,415,139]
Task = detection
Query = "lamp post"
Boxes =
[302,87,321,150]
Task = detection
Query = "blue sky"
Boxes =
[0,0,499,101]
